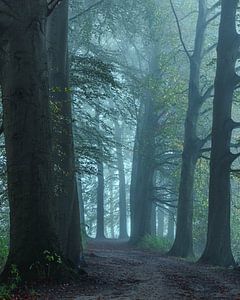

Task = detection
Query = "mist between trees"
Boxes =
[0,0,240,285]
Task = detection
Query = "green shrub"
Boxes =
[0,235,8,270]
[0,264,21,300]
[138,235,171,252]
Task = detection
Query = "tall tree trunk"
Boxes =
[130,97,155,243]
[77,174,86,236]
[109,173,115,238]
[114,121,128,239]
[168,0,207,258]
[96,161,105,239]
[0,2,60,280]
[129,112,141,242]
[157,207,164,237]
[199,0,239,267]
[151,203,157,236]
[95,110,105,239]
[47,1,81,266]
[167,209,175,242]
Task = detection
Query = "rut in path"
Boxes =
[39,240,240,299]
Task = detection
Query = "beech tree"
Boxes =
[199,0,239,267]
[47,0,82,266]
[0,0,62,280]
[168,0,209,258]
[114,121,128,239]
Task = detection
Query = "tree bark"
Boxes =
[0,1,60,280]
[157,207,164,237]
[109,173,115,238]
[47,0,82,266]
[77,174,86,236]
[167,209,175,242]
[114,121,128,239]
[96,161,105,239]
[129,96,155,243]
[199,0,238,267]
[151,203,156,236]
[168,0,207,258]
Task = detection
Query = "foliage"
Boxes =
[0,236,8,271]
[0,265,21,300]
[29,250,62,280]
[138,235,171,252]
[192,159,209,257]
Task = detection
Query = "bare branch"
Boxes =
[206,12,221,26]
[201,84,214,102]
[207,1,221,14]
[169,0,191,61]
[200,133,211,147]
[230,152,240,162]
[200,107,212,116]
[199,154,210,160]
[231,169,240,173]
[228,119,240,130]
[202,43,217,57]
[69,0,105,22]
[200,147,211,153]
[179,10,198,22]
[47,0,62,17]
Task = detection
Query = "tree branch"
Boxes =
[200,147,211,153]
[231,169,240,173]
[207,1,221,14]
[228,119,240,130]
[69,0,105,22]
[169,0,191,61]
[230,152,240,163]
[200,132,211,148]
[206,11,221,26]
[202,43,217,57]
[199,154,210,160]
[201,84,214,103]
[47,0,62,17]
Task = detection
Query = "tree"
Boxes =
[47,0,82,266]
[95,111,105,239]
[168,0,213,258]
[199,0,239,267]
[0,1,61,280]
[114,121,128,239]
[157,207,164,237]
[130,95,156,243]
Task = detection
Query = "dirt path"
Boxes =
[38,240,240,299]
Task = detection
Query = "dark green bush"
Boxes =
[138,235,171,252]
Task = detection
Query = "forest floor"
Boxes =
[36,239,240,300]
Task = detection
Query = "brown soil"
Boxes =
[36,239,240,299]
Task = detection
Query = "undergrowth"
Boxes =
[138,235,171,252]
[0,235,8,271]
